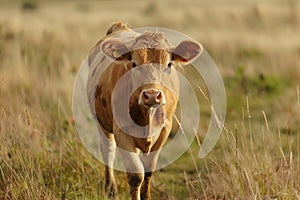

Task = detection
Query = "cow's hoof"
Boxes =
[105,183,118,199]
[140,194,151,200]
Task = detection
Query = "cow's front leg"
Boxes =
[140,171,152,200]
[140,126,170,200]
[140,152,160,200]
[114,129,144,200]
[126,172,144,200]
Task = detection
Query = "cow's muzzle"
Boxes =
[138,89,166,108]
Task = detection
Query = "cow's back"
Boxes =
[87,25,138,133]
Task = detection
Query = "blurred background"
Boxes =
[0,0,299,199]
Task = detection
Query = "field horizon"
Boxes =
[0,0,299,199]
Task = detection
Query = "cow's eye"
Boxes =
[132,62,136,68]
[164,64,172,74]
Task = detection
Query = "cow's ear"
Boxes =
[172,41,203,64]
[102,39,131,60]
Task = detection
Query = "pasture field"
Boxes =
[0,0,299,199]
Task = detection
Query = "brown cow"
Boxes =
[87,22,202,200]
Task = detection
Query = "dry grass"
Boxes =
[0,0,299,199]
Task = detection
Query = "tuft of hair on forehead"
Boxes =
[132,31,171,50]
[106,22,131,35]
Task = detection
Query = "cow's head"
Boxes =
[102,32,202,137]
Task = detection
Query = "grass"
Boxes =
[0,0,300,199]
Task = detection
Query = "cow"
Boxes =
[87,22,202,200]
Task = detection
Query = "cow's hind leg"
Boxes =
[99,130,118,198]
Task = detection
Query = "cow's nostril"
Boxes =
[156,92,162,101]
[140,89,164,107]
[143,92,149,100]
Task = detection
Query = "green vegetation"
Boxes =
[21,1,38,11]
[0,0,299,199]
